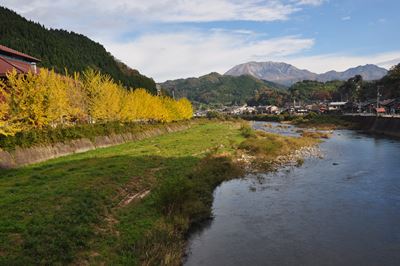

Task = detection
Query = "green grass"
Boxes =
[0,120,318,265]
[0,121,245,265]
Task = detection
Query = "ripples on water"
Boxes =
[185,122,400,266]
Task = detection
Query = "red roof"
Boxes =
[0,56,39,77]
[0,44,40,63]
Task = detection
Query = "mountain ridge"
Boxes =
[225,61,388,86]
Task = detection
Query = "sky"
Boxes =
[1,0,400,82]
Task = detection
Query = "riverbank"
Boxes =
[343,115,400,138]
[0,120,319,265]
[0,120,195,169]
[242,114,356,130]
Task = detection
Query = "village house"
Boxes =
[0,44,40,78]
[380,98,400,114]
[255,105,280,114]
[327,102,347,112]
[230,105,256,115]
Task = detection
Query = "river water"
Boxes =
[185,122,400,266]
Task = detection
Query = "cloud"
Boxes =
[2,0,325,32]
[5,0,395,83]
[377,58,400,69]
[294,0,325,6]
[341,16,351,21]
[103,31,314,81]
[378,18,387,24]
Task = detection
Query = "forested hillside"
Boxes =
[0,6,156,93]
[288,80,345,102]
[288,63,400,103]
[161,72,287,106]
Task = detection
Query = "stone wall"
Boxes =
[0,124,190,169]
[344,115,400,138]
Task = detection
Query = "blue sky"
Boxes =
[2,0,399,81]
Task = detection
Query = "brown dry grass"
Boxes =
[301,131,331,139]
[239,130,318,162]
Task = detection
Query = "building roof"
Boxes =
[329,102,347,106]
[0,56,39,77]
[0,44,40,63]
[380,99,397,106]
[0,44,41,77]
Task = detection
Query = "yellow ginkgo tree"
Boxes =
[0,68,193,137]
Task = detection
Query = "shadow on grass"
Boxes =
[0,152,242,265]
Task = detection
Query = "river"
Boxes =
[184,122,400,266]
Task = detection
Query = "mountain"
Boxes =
[225,61,317,86]
[160,72,287,106]
[225,61,388,86]
[317,64,388,82]
[0,6,156,93]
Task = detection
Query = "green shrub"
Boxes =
[239,124,255,138]
[206,111,224,120]
[305,111,318,120]
[155,176,192,215]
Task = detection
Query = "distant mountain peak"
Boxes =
[225,61,388,86]
[317,64,388,82]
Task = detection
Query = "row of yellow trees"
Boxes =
[0,69,192,136]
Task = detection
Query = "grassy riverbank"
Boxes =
[0,120,318,265]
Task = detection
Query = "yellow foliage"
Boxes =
[0,79,20,136]
[0,68,193,136]
[82,69,124,122]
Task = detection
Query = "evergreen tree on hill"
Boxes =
[0,6,156,93]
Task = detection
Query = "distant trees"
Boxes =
[288,80,344,103]
[287,66,400,104]
[246,88,287,106]
[0,69,193,136]
[338,75,363,102]
[379,64,400,98]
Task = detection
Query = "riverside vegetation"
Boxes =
[243,113,355,130]
[0,120,320,265]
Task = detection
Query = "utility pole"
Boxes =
[376,85,383,116]
[356,84,361,113]
[377,85,383,108]
[156,84,162,97]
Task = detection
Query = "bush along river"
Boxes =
[184,121,400,266]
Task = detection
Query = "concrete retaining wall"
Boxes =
[0,124,190,169]
[344,115,400,138]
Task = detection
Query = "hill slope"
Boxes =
[160,72,287,106]
[0,6,156,92]
[225,61,388,86]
